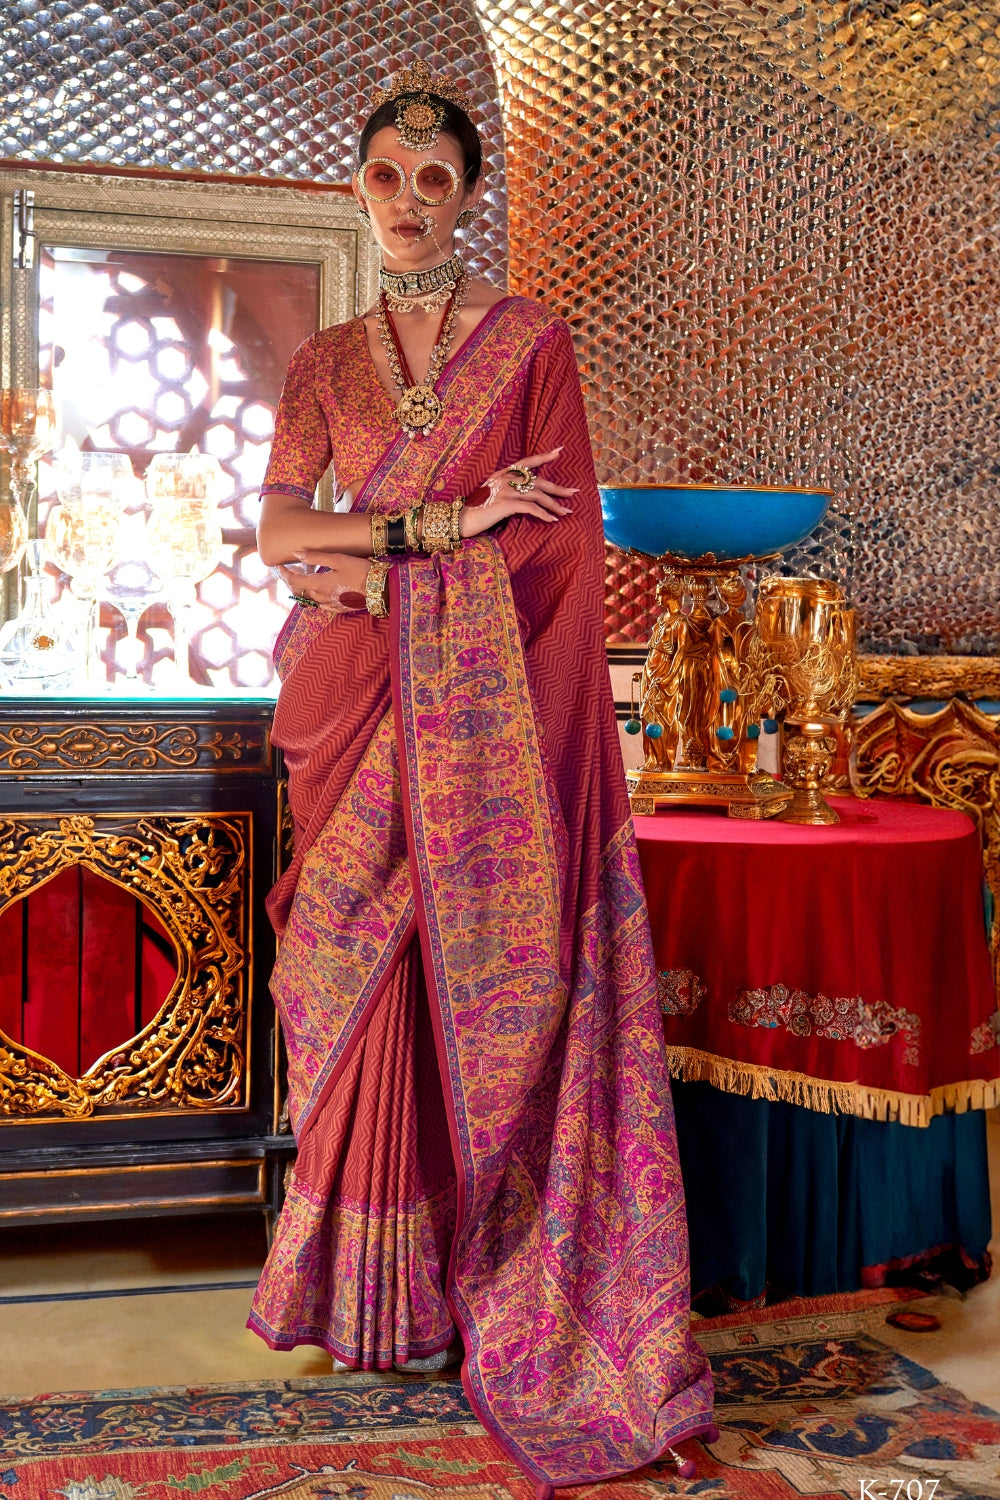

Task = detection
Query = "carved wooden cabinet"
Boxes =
[0,695,294,1228]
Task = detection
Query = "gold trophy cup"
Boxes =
[754,576,858,825]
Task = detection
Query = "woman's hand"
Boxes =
[278,552,371,613]
[459,448,576,539]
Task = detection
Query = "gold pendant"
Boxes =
[396,385,443,435]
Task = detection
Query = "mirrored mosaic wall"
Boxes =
[0,0,507,688]
[476,0,1000,652]
[0,1,507,280]
[3,0,998,658]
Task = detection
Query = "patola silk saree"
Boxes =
[249,298,714,1489]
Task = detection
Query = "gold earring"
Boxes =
[457,208,478,229]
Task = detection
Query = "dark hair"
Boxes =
[358,95,483,187]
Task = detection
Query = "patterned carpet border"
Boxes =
[3,1295,1000,1500]
[693,1284,925,1331]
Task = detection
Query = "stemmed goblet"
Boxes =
[46,450,135,685]
[145,453,224,685]
[754,576,858,824]
[103,508,164,684]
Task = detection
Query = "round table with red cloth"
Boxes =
[633,796,998,1309]
[635,797,998,1124]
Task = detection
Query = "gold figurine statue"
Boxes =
[604,480,851,821]
[626,561,792,819]
[638,580,686,770]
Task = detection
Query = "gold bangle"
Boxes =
[365,558,391,618]
[404,506,421,553]
[421,500,453,554]
[370,513,389,558]
[450,498,464,547]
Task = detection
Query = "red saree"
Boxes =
[249,299,714,1488]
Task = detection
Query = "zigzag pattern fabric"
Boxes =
[248,298,713,1486]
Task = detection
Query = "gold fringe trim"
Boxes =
[664,1046,1000,1127]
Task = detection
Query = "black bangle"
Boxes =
[386,515,407,555]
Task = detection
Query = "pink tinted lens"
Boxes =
[413,162,458,204]
[361,160,405,201]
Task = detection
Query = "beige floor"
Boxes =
[876,1106,1000,1412]
[1,1113,998,1407]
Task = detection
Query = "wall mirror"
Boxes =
[0,168,376,693]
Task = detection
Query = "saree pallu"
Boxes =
[249,299,714,1488]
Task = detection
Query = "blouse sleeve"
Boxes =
[260,336,333,502]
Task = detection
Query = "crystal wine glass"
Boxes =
[145,453,224,684]
[103,510,164,684]
[51,450,137,684]
[0,499,28,576]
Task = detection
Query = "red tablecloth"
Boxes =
[634,797,999,1125]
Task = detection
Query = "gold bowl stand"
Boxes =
[625,552,793,820]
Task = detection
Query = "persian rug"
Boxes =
[3,1295,999,1500]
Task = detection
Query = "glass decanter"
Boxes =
[0,538,75,689]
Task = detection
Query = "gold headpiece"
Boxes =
[372,60,474,151]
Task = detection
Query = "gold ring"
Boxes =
[507,465,534,494]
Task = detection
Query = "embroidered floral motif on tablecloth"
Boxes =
[729,984,922,1067]
[970,1012,1000,1054]
[658,968,707,1016]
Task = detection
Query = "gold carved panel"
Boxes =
[0,721,271,775]
[0,812,251,1121]
[853,700,1000,1000]
[857,656,1000,704]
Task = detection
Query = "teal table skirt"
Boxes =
[671,1079,994,1310]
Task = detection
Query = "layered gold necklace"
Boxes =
[374,268,469,437]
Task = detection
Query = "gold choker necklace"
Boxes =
[379,253,464,303]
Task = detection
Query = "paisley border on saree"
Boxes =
[258,297,715,1485]
[269,709,416,1141]
[391,546,714,1487]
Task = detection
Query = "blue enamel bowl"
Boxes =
[599,483,833,562]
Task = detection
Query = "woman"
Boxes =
[250,60,714,1493]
